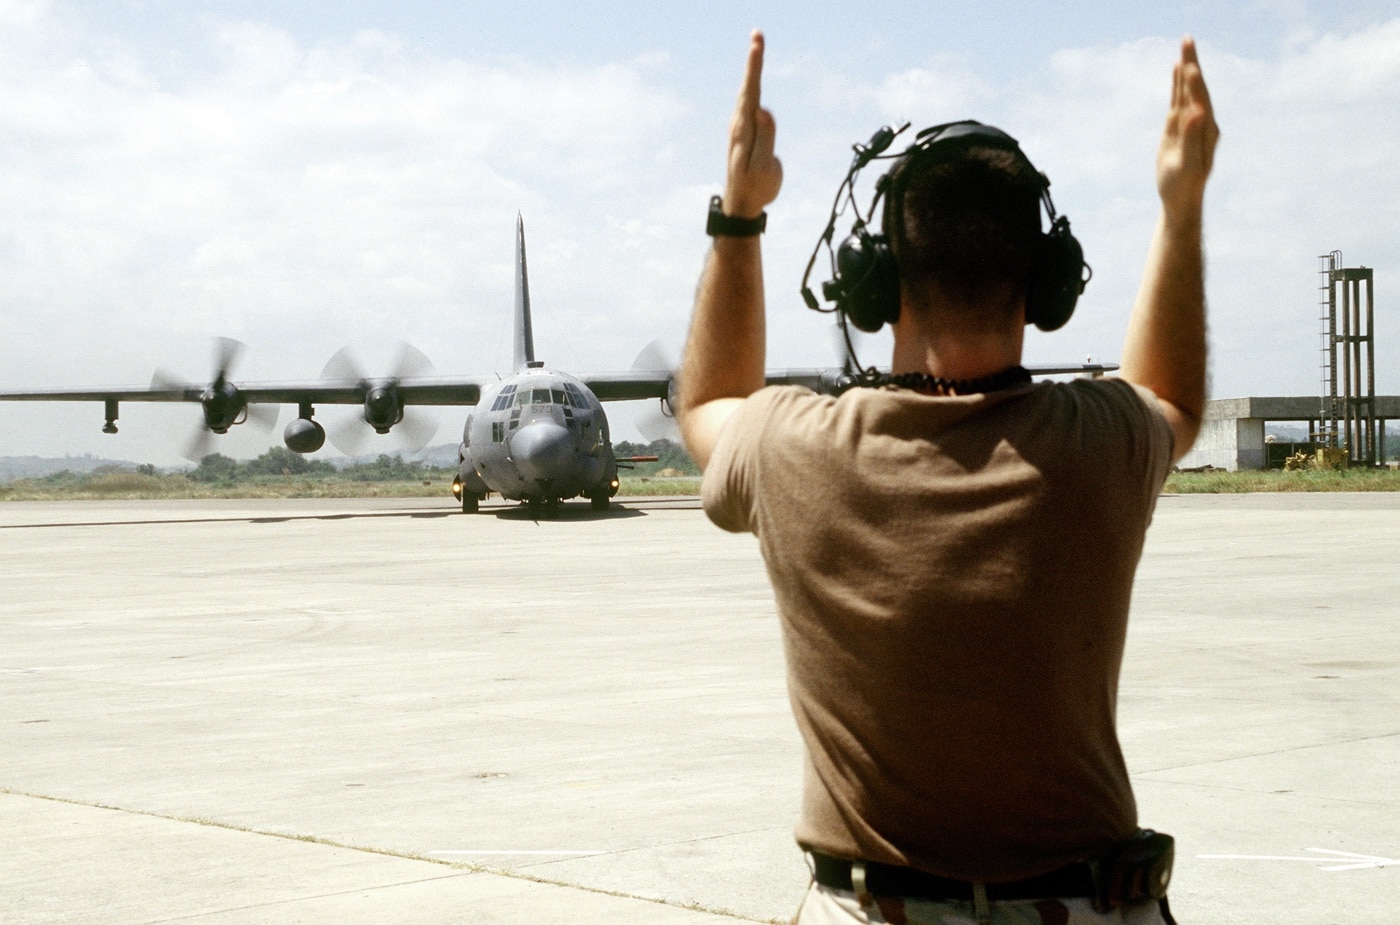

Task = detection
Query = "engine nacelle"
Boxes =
[200,381,245,433]
[664,376,680,418]
[284,417,326,453]
[363,385,404,434]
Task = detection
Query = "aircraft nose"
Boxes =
[512,421,573,481]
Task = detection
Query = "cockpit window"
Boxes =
[552,388,567,406]
[532,388,552,405]
[490,384,517,412]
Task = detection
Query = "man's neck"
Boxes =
[889,303,1025,380]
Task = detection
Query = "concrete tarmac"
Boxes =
[2,493,1397,923]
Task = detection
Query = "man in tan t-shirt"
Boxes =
[680,30,1218,925]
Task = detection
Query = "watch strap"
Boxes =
[706,195,767,237]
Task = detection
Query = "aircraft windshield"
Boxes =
[507,382,587,408]
[515,386,563,407]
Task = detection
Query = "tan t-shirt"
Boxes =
[702,378,1173,882]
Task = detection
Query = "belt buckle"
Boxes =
[851,859,873,908]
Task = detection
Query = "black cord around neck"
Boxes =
[874,365,1032,396]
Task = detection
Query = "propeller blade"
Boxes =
[321,346,367,383]
[630,340,680,443]
[246,403,280,432]
[328,416,369,457]
[391,342,435,381]
[631,339,676,374]
[183,426,216,463]
[397,409,439,453]
[638,409,680,444]
[212,336,245,380]
[322,342,434,383]
[321,347,371,456]
[150,368,193,395]
[328,413,438,458]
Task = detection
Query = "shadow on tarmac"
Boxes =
[0,497,699,530]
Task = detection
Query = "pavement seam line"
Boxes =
[517,824,794,871]
[2,788,774,923]
[138,872,488,924]
[1136,728,1400,775]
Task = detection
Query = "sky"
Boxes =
[2,0,1399,465]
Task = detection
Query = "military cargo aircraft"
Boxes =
[0,214,1117,515]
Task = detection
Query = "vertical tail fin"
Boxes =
[514,213,536,371]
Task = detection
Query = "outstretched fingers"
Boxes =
[729,33,766,171]
[1178,38,1219,174]
[736,30,764,123]
[724,30,782,218]
[1157,36,1219,212]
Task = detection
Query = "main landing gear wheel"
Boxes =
[589,491,609,512]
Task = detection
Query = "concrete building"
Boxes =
[1176,396,1400,470]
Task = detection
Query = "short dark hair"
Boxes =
[884,145,1044,313]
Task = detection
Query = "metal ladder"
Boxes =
[1317,251,1342,447]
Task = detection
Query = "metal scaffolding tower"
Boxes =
[1316,252,1379,466]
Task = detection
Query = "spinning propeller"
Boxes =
[631,340,680,443]
[319,342,439,456]
[151,337,278,461]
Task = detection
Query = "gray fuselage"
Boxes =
[456,366,618,503]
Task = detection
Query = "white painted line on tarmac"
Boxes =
[1198,847,1398,871]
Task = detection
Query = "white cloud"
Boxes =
[0,15,687,349]
[0,7,696,461]
[971,26,1400,401]
[873,62,998,125]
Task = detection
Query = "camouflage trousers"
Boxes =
[793,883,1172,925]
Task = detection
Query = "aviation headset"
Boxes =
[801,121,1091,341]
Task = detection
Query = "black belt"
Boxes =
[810,851,1095,902]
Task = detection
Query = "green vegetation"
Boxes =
[0,448,455,501]
[611,439,699,476]
[0,443,701,501]
[187,448,436,484]
[1164,467,1400,493]
[8,440,1396,501]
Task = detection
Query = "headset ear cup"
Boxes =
[834,229,901,333]
[1027,216,1086,332]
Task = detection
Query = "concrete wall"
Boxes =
[1180,414,1264,471]
[1175,395,1400,470]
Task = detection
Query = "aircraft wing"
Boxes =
[577,371,673,402]
[576,368,837,404]
[759,362,1118,394]
[0,377,494,407]
[574,360,1119,402]
[1025,362,1119,377]
[0,386,197,403]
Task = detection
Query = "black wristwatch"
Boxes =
[706,195,767,237]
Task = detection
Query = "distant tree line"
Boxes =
[187,447,448,484]
[9,439,698,488]
[611,438,698,475]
